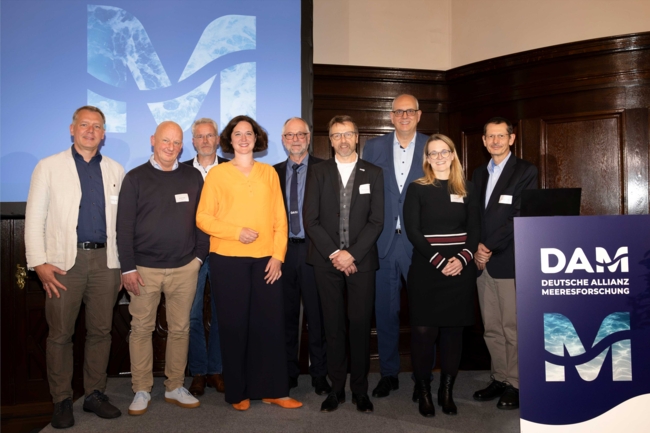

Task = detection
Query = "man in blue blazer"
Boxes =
[471,117,538,410]
[362,94,428,397]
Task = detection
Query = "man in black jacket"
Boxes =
[304,115,384,413]
[273,117,330,396]
[471,117,538,410]
[181,118,228,397]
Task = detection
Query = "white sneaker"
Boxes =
[128,391,151,416]
[164,387,200,408]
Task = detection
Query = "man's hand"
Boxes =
[476,261,486,271]
[34,263,68,299]
[343,263,358,276]
[123,271,145,296]
[441,257,463,276]
[264,257,282,284]
[330,250,355,272]
[475,243,492,264]
[239,228,259,244]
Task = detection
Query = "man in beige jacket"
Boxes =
[25,106,124,429]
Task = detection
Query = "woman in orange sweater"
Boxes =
[196,115,301,411]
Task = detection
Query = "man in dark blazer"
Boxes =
[181,118,229,397]
[471,117,538,410]
[362,94,428,397]
[273,117,330,396]
[304,115,384,413]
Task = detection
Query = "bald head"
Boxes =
[151,121,183,171]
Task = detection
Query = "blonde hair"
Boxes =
[415,134,467,197]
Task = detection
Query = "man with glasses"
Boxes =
[181,118,228,397]
[304,115,384,413]
[471,117,537,410]
[362,94,428,398]
[273,117,330,395]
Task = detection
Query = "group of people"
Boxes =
[24,94,537,429]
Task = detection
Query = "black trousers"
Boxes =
[282,242,327,379]
[210,254,289,403]
[313,265,375,395]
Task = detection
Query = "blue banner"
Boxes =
[1,0,301,202]
[515,215,650,432]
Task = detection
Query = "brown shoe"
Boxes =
[207,373,225,393]
[189,375,206,396]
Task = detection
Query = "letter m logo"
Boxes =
[543,312,631,382]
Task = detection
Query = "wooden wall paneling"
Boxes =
[623,108,650,214]
[541,112,624,215]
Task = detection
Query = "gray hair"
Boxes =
[191,118,219,136]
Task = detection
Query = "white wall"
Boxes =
[313,0,650,69]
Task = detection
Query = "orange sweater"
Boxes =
[196,161,287,262]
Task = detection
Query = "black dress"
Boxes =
[403,180,480,327]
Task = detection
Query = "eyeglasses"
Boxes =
[283,132,309,140]
[329,131,356,141]
[427,149,452,159]
[391,109,419,117]
[194,133,216,140]
[484,134,510,141]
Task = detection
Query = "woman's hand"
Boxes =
[239,227,259,244]
[264,257,282,284]
[441,257,463,276]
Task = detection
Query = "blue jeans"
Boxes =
[188,259,222,375]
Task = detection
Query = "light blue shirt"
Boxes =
[485,151,512,208]
[149,155,179,171]
[286,157,309,239]
[393,132,416,230]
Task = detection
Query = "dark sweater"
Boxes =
[117,162,209,272]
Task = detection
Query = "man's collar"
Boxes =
[393,131,416,149]
[288,155,309,169]
[488,151,512,173]
[71,144,101,162]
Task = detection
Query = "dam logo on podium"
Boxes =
[540,247,629,274]
[87,5,257,132]
[543,312,632,382]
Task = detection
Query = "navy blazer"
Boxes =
[303,157,384,272]
[471,154,538,279]
[362,131,428,259]
[181,156,230,167]
[273,155,324,245]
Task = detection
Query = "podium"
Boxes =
[514,215,650,432]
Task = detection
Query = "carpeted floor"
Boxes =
[41,371,520,433]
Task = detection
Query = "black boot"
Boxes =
[438,373,457,415]
[416,380,435,417]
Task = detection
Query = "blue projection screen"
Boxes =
[1,0,302,204]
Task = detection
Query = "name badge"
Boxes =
[450,194,464,203]
[175,193,189,203]
[110,195,118,205]
[359,184,370,194]
[499,194,513,204]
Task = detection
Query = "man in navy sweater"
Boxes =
[117,121,209,416]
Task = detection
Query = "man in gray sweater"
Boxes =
[117,121,209,416]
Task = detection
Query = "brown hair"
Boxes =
[219,115,268,153]
[415,134,467,197]
[327,115,358,134]
[72,105,106,126]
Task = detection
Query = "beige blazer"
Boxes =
[25,148,124,270]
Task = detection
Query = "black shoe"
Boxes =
[312,376,332,396]
[437,374,457,415]
[372,376,399,398]
[497,385,519,410]
[473,380,507,401]
[83,390,122,419]
[51,398,74,429]
[288,376,298,389]
[352,393,374,413]
[320,390,345,412]
[415,380,435,417]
